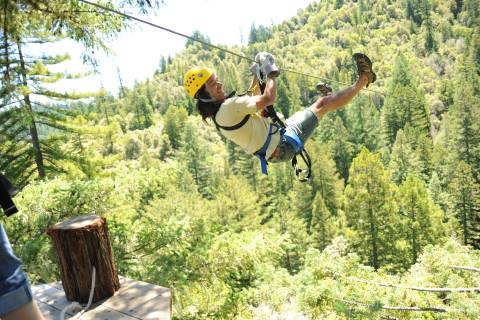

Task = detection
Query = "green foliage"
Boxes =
[380,54,430,146]
[186,31,211,49]
[448,161,480,248]
[163,105,188,149]
[444,51,480,179]
[345,148,400,270]
[310,193,335,251]
[2,0,480,319]
[396,175,446,267]
[248,23,272,45]
[296,237,480,320]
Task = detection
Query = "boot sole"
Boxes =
[353,53,376,87]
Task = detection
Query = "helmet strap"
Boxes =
[199,97,216,103]
[226,91,236,99]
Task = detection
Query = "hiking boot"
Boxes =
[315,82,333,96]
[353,53,376,87]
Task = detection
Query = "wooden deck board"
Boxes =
[32,277,171,320]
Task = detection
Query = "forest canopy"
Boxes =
[1,0,480,319]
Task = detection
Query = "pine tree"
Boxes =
[329,117,354,182]
[381,54,430,146]
[248,23,272,45]
[179,119,213,198]
[129,87,154,130]
[389,129,416,184]
[345,94,382,153]
[310,193,335,251]
[344,148,399,270]
[163,105,188,150]
[397,175,445,267]
[0,1,127,185]
[449,161,480,248]
[270,197,310,273]
[445,53,480,181]
[0,39,99,185]
[405,0,423,26]
[409,131,433,182]
[422,0,437,52]
[290,142,343,229]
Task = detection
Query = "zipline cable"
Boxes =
[78,0,385,96]
[79,0,255,63]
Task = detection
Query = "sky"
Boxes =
[43,0,315,95]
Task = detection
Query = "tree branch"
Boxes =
[348,277,480,293]
[338,298,458,312]
[450,265,480,273]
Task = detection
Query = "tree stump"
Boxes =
[47,215,120,303]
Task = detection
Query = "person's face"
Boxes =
[205,73,225,101]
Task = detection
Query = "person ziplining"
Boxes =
[77,0,380,181]
[183,52,376,180]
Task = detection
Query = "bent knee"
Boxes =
[309,96,332,119]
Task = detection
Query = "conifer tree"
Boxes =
[213,175,261,232]
[129,88,154,130]
[421,0,437,52]
[271,198,310,273]
[290,143,342,229]
[179,119,213,198]
[163,105,188,149]
[344,148,399,270]
[445,53,480,181]
[310,193,335,251]
[0,0,126,185]
[345,95,381,153]
[397,175,445,266]
[381,54,430,146]
[449,161,480,248]
[389,129,417,184]
[329,117,354,182]
[409,131,433,182]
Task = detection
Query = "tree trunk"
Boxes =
[17,40,45,178]
[47,215,120,303]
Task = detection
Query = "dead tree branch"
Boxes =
[450,265,480,273]
[348,277,480,293]
[339,298,459,313]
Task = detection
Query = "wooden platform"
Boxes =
[32,276,172,319]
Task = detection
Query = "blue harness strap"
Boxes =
[283,127,303,153]
[254,125,304,175]
[255,124,274,174]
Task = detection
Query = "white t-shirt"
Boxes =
[215,96,280,158]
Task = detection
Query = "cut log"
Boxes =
[47,215,120,303]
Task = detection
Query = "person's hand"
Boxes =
[252,52,280,82]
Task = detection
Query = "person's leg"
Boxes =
[0,224,44,320]
[309,74,368,120]
[2,301,45,320]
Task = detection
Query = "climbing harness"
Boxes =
[253,123,278,175]
[259,81,312,182]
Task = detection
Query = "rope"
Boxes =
[60,266,96,320]
[77,0,384,96]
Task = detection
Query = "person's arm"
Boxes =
[2,300,45,320]
[253,76,276,111]
[247,76,261,96]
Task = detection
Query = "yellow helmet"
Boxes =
[184,66,213,98]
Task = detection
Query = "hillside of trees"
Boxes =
[1,0,480,319]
